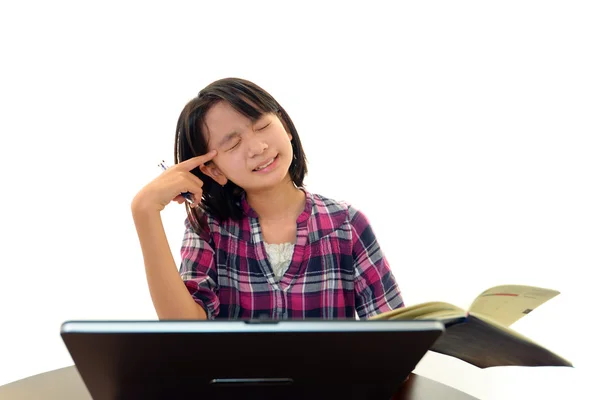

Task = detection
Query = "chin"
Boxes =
[248,169,293,192]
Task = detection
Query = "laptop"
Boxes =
[60,319,444,400]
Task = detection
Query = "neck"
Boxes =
[245,176,305,222]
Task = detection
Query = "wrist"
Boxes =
[131,194,162,218]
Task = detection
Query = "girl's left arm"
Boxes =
[349,206,404,319]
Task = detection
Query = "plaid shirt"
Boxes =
[179,190,404,320]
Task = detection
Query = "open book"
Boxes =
[369,284,573,368]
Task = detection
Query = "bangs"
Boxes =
[201,80,280,122]
[227,95,268,121]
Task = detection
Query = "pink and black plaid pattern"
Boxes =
[179,190,404,320]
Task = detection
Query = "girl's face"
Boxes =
[200,101,294,192]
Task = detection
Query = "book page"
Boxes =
[468,285,559,327]
[369,301,465,321]
[468,311,538,345]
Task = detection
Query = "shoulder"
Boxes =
[309,191,366,224]
[183,210,222,241]
[310,192,350,216]
[184,208,251,242]
[307,191,371,239]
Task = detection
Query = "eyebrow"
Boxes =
[217,131,241,148]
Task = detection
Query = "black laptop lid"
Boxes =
[61,320,444,400]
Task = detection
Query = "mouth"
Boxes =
[253,155,278,172]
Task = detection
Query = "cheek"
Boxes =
[220,154,247,176]
[280,137,294,156]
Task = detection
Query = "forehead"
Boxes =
[204,102,251,135]
[204,101,269,141]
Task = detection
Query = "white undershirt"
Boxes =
[263,242,294,281]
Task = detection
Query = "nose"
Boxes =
[247,133,268,157]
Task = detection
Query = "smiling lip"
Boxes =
[253,155,278,173]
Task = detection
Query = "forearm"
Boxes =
[131,205,207,320]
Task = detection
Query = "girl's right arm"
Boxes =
[132,208,207,320]
[130,151,217,320]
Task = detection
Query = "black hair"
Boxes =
[174,77,308,233]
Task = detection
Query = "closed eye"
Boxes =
[227,140,241,151]
[256,122,271,131]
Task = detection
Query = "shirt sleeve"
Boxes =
[349,206,404,319]
[179,216,220,319]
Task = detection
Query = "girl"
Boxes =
[131,77,404,320]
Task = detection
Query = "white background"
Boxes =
[0,1,598,399]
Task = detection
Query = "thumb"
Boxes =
[179,150,218,170]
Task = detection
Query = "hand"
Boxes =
[132,150,217,214]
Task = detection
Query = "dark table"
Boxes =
[0,365,479,399]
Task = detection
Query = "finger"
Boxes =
[171,175,204,207]
[178,150,218,171]
[187,173,205,189]
[183,192,197,206]
[182,180,204,205]
[173,195,185,204]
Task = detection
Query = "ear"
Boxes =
[200,162,228,186]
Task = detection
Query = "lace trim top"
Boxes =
[264,242,294,281]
